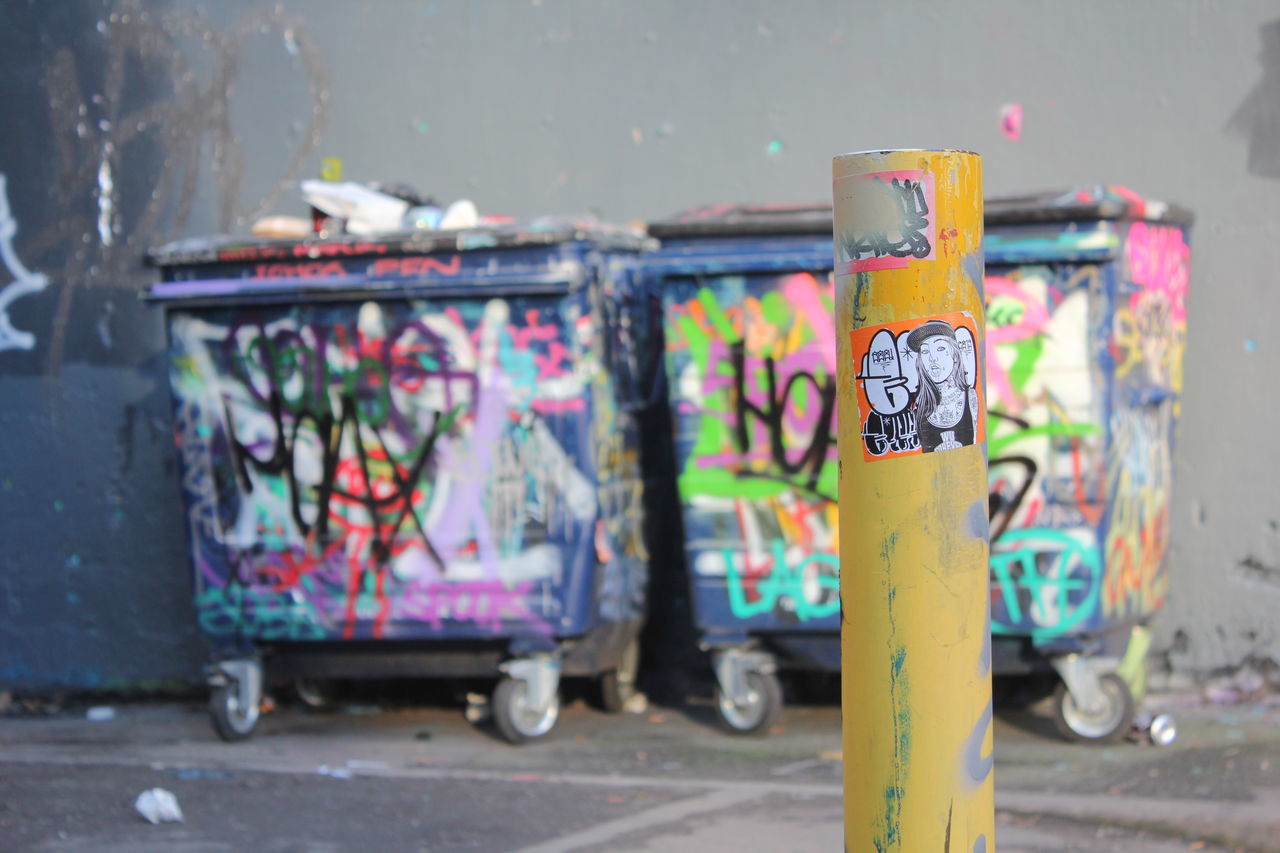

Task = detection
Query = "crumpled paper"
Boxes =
[134,788,184,824]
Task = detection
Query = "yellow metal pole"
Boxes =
[833,150,994,852]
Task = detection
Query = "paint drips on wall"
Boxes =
[999,103,1024,142]
[96,141,115,247]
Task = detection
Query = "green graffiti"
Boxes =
[984,231,1120,258]
[352,566,385,622]
[986,295,1026,328]
[674,290,743,499]
[874,573,910,853]
[759,289,791,328]
[679,469,795,500]
[698,287,738,342]
[196,586,327,640]
[988,422,1101,457]
[725,541,839,622]
[875,785,905,853]
[669,283,837,502]
[989,527,1101,638]
[1006,335,1045,394]
[231,331,395,426]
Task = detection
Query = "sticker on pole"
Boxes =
[851,311,984,460]
[833,170,935,275]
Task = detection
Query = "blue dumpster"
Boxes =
[644,189,1192,741]
[984,187,1191,742]
[148,220,653,743]
[644,205,839,734]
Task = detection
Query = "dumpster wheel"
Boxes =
[208,659,263,742]
[210,685,259,741]
[492,676,561,744]
[715,669,782,736]
[597,636,641,713]
[293,678,335,711]
[1052,673,1133,744]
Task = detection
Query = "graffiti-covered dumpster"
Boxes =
[644,190,1191,742]
[643,205,840,735]
[147,220,653,744]
[984,187,1191,742]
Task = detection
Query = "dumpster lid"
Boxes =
[146,217,653,268]
[646,203,835,239]
[984,185,1194,226]
[647,187,1193,238]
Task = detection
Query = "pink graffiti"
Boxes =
[536,341,570,380]
[507,309,559,348]
[985,275,1051,408]
[1110,186,1149,218]
[393,578,551,634]
[999,103,1024,141]
[532,399,585,414]
[987,276,1051,345]
[1126,222,1188,323]
[781,273,837,373]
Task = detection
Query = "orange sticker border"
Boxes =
[850,310,985,461]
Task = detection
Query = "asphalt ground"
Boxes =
[0,683,1277,852]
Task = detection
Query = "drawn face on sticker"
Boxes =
[851,311,982,461]
[859,328,911,415]
[920,335,959,384]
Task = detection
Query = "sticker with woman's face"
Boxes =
[850,311,985,461]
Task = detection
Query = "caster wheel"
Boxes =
[714,669,783,736]
[492,677,560,744]
[1052,673,1134,744]
[597,637,640,713]
[293,678,335,710]
[210,683,259,742]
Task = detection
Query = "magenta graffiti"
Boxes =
[369,255,464,278]
[394,579,551,634]
[1126,222,1188,323]
[252,261,346,278]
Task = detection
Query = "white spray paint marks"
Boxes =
[96,140,115,247]
[0,173,49,352]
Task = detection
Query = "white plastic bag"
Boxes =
[300,180,410,235]
[134,788,184,824]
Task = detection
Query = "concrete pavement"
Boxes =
[0,687,1277,852]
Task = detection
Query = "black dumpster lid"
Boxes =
[646,203,835,239]
[147,217,652,268]
[647,187,1193,238]
[984,186,1194,226]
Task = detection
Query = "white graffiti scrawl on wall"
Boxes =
[0,173,49,352]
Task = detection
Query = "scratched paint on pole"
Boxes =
[834,149,993,852]
[851,311,985,460]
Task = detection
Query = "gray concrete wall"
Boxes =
[1,0,1276,689]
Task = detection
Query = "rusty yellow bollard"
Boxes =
[833,150,994,851]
